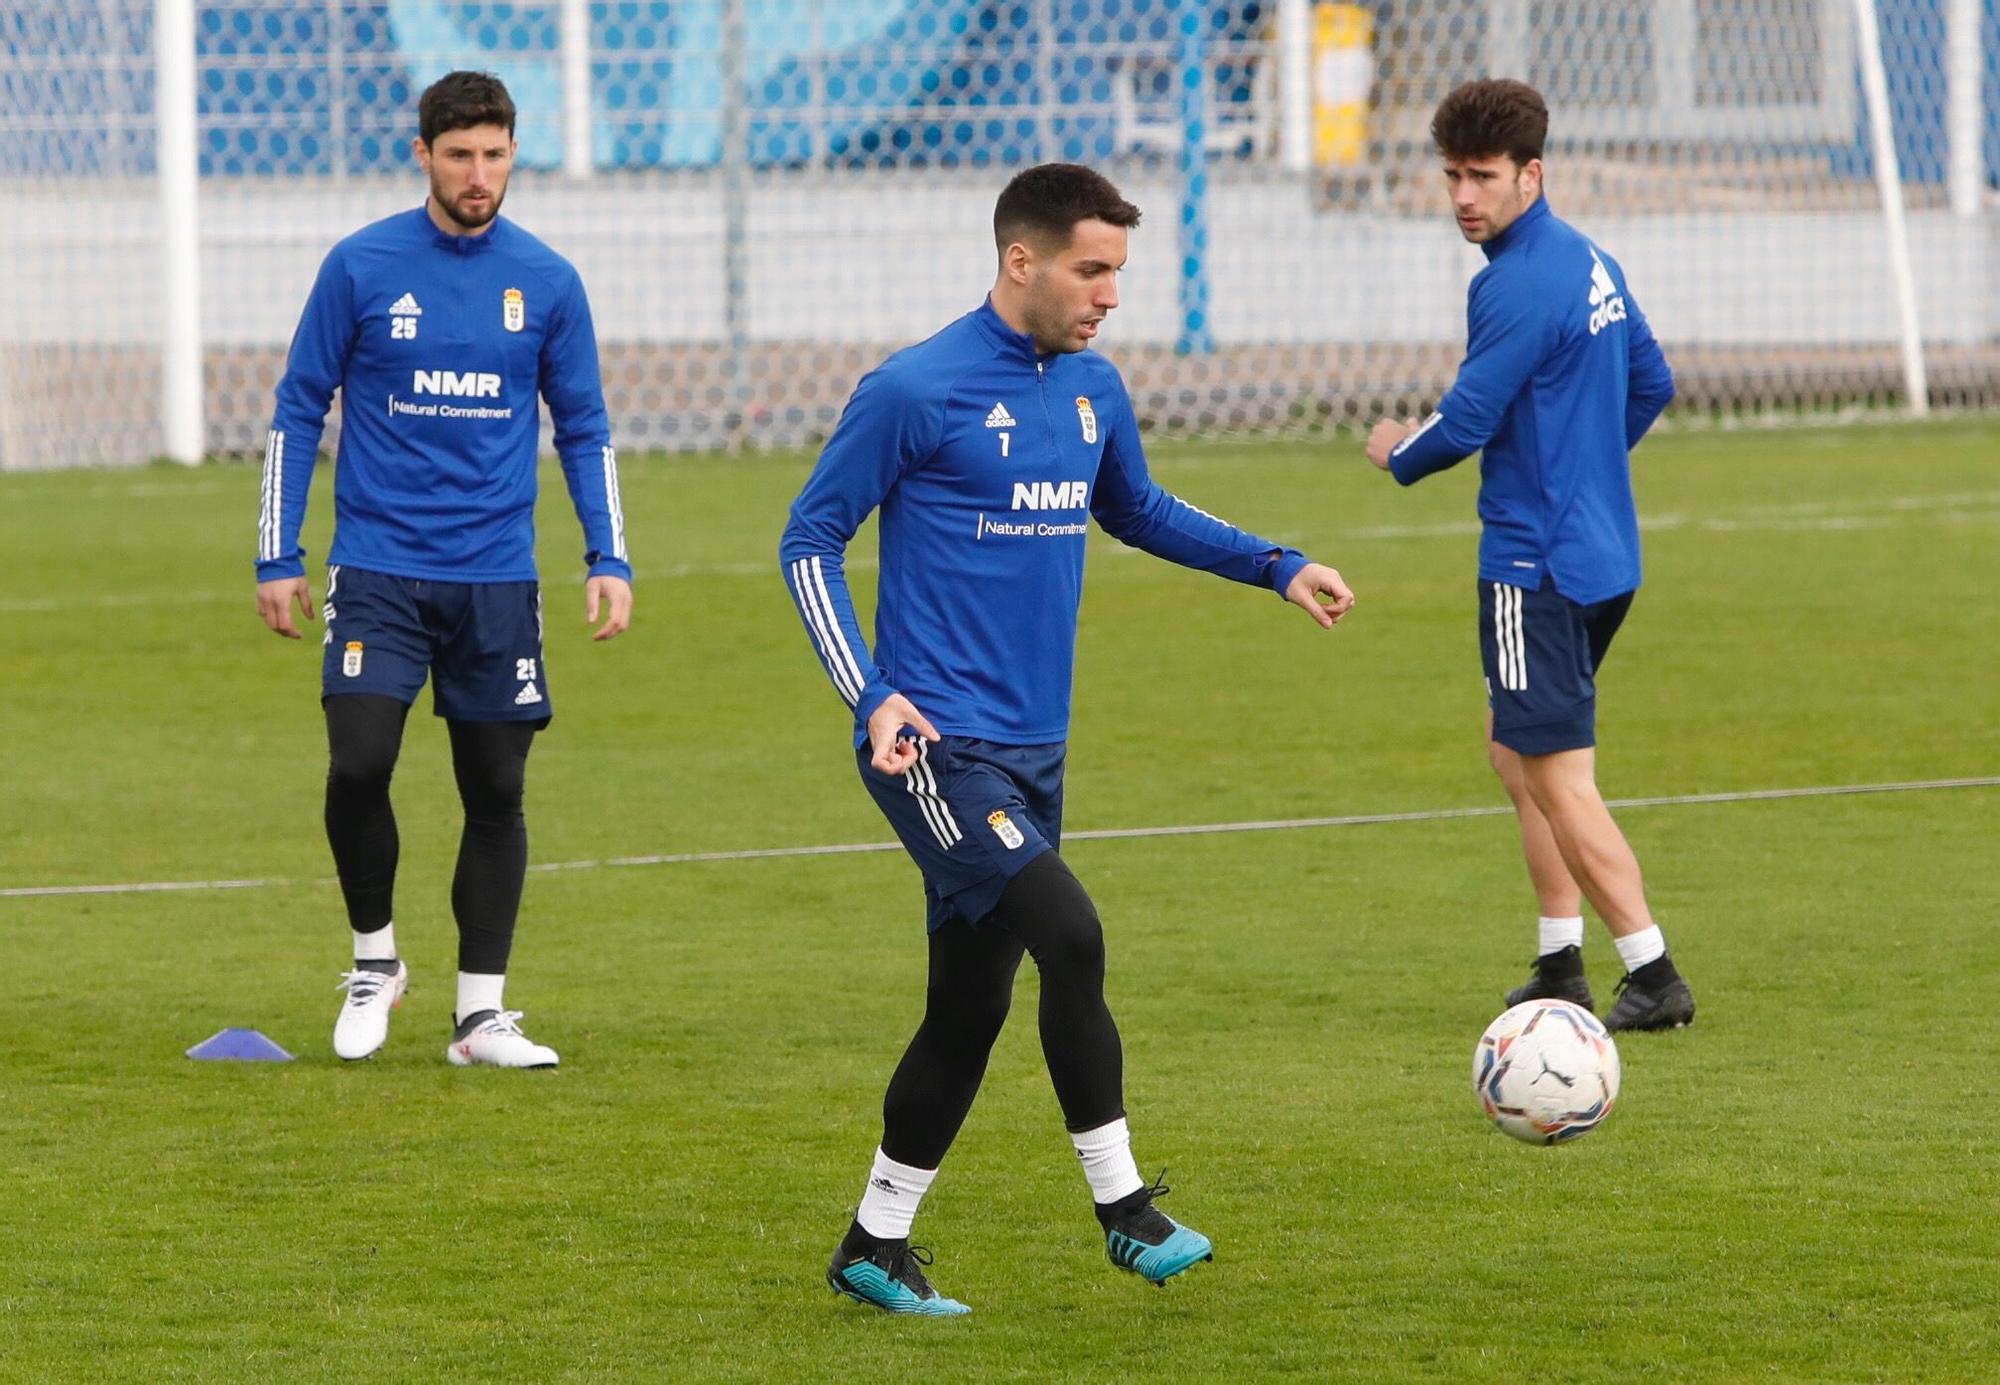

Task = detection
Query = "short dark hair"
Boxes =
[418,71,516,145]
[1431,79,1548,165]
[993,163,1141,255]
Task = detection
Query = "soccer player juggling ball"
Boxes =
[255,71,632,1068]
[1364,79,1695,1033]
[782,163,1355,1316]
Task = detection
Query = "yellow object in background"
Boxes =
[1313,2,1372,168]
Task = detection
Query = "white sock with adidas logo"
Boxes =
[855,1147,937,1241]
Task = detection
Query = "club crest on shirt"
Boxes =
[342,641,364,677]
[987,809,1026,850]
[503,287,525,333]
[1075,396,1097,444]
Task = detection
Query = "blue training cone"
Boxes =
[186,1028,294,1062]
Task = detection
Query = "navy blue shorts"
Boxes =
[1480,577,1633,756]
[322,565,550,724]
[857,735,1065,932]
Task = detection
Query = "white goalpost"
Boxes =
[1853,0,1930,416]
[157,0,204,463]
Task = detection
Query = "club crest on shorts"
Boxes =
[987,809,1025,850]
[1075,395,1097,444]
[503,287,525,333]
[342,641,364,677]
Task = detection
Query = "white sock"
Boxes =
[1072,1117,1145,1206]
[1613,925,1667,973]
[456,972,506,1024]
[1537,915,1585,956]
[353,924,396,962]
[855,1148,937,1241]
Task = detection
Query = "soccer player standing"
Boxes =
[255,71,632,1068]
[1364,79,1695,1033]
[783,163,1355,1315]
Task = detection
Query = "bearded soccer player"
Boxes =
[1364,79,1695,1033]
[255,71,632,1068]
[782,163,1356,1315]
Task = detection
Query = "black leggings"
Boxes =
[323,694,536,973]
[879,851,1125,1170]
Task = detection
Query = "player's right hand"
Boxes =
[866,693,940,777]
[256,576,315,639]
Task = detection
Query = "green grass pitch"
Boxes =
[2,421,1996,1382]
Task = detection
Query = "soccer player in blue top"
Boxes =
[1364,80,1695,1034]
[254,72,632,1069]
[783,164,1355,1315]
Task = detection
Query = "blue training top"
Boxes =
[780,299,1312,746]
[1389,197,1675,605]
[257,206,630,585]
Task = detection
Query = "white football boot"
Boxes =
[333,961,409,1060]
[445,1010,560,1069]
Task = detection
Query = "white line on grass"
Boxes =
[2,878,278,898]
[6,775,1993,900]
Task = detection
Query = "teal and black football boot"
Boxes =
[826,1239,971,1317]
[1099,1172,1213,1286]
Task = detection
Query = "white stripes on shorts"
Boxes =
[903,739,962,848]
[1493,581,1528,692]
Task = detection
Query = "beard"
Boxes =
[1025,297,1089,355]
[432,178,506,232]
[1469,183,1534,241]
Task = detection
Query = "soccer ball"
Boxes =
[1473,999,1621,1145]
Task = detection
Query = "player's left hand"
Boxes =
[1285,563,1355,628]
[1365,416,1420,470]
[586,574,633,641]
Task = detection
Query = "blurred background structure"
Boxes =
[2,0,1996,468]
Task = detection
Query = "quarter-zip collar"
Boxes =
[971,296,1046,365]
[418,203,506,255]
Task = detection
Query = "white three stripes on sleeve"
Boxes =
[1172,495,1224,525]
[259,430,285,561]
[789,555,867,705]
[1391,410,1445,458]
[601,444,627,560]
